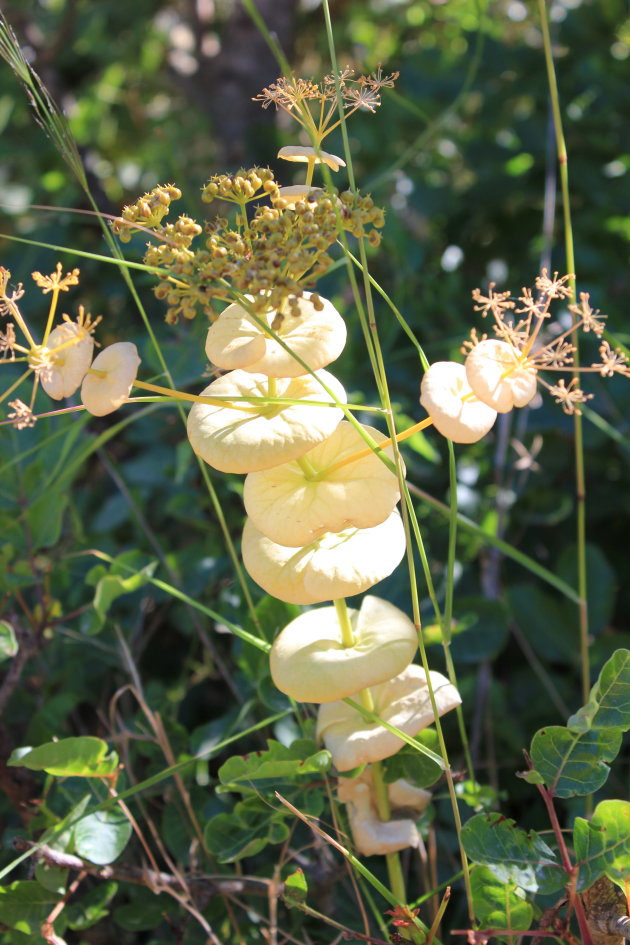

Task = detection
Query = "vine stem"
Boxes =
[538,0,589,708]
[533,776,595,945]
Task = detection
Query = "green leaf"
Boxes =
[283,868,308,909]
[529,725,622,798]
[0,881,60,934]
[66,881,118,931]
[86,554,158,634]
[449,598,509,664]
[218,739,331,786]
[7,737,119,777]
[455,780,501,812]
[574,800,630,890]
[26,490,69,550]
[471,866,534,940]
[74,808,133,865]
[506,585,575,664]
[461,813,564,893]
[113,889,171,931]
[34,862,67,895]
[204,797,291,862]
[383,732,442,788]
[557,545,616,636]
[0,621,18,663]
[568,649,630,733]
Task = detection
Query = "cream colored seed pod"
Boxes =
[338,767,431,815]
[269,596,417,703]
[316,664,461,771]
[80,342,140,417]
[41,322,94,400]
[337,767,431,856]
[205,293,347,378]
[241,510,406,606]
[465,339,538,413]
[338,779,420,856]
[276,185,325,209]
[277,145,346,172]
[243,421,402,547]
[187,369,346,474]
[420,360,497,444]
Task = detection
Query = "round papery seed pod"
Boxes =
[205,292,347,378]
[41,322,94,400]
[316,664,461,771]
[275,185,326,209]
[277,145,346,171]
[80,342,140,417]
[187,369,347,474]
[337,767,431,816]
[338,780,420,856]
[420,360,497,443]
[465,339,538,413]
[241,510,406,606]
[269,596,417,703]
[243,421,402,547]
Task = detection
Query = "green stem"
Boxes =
[0,367,32,405]
[304,156,316,187]
[538,0,589,710]
[371,761,406,904]
[334,598,355,648]
[445,441,475,781]
[334,608,407,902]
[296,453,319,480]
[266,376,278,399]
[322,0,474,918]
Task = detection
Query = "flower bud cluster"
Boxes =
[112,172,384,324]
[419,271,626,444]
[0,264,140,428]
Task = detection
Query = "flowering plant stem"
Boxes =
[538,0,590,708]
[321,0,474,918]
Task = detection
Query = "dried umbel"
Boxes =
[113,181,384,325]
[463,271,628,416]
[40,319,95,400]
[465,339,538,413]
[1,264,104,429]
[269,596,417,703]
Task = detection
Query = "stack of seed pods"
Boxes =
[186,288,461,856]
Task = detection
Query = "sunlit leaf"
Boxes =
[574,800,630,890]
[461,812,564,893]
[8,737,119,777]
[529,725,621,798]
[568,649,630,733]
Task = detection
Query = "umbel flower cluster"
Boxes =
[421,271,628,444]
[0,264,141,428]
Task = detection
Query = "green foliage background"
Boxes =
[0,0,629,941]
